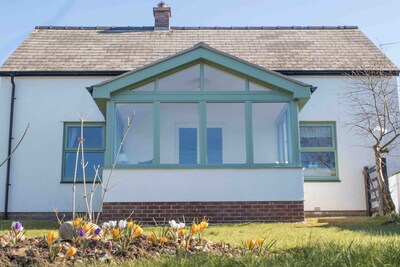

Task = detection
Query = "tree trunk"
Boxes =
[374,152,396,215]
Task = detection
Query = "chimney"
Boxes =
[153,1,171,31]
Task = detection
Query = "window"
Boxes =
[63,123,105,182]
[300,122,338,181]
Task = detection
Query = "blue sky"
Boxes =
[1,0,399,67]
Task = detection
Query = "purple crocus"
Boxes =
[78,229,86,237]
[94,228,101,236]
[11,221,23,232]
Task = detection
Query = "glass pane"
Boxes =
[160,103,199,164]
[179,128,197,164]
[64,152,104,179]
[207,128,222,164]
[67,126,103,149]
[158,65,200,91]
[207,103,245,164]
[252,103,291,163]
[115,103,153,165]
[204,65,245,91]
[300,126,333,147]
[131,82,154,92]
[301,152,336,176]
[249,81,273,91]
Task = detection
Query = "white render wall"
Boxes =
[1,75,398,213]
[0,76,108,212]
[102,168,304,202]
[296,76,400,212]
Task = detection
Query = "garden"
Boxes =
[1,216,400,266]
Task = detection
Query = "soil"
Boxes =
[0,235,242,266]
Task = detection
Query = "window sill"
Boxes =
[304,177,340,182]
[106,164,304,169]
[60,180,101,184]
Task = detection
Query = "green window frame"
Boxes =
[300,121,339,182]
[61,122,105,183]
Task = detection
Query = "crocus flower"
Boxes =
[11,221,23,233]
[65,246,77,257]
[169,220,177,229]
[199,220,208,230]
[257,238,264,247]
[246,239,256,249]
[132,226,143,238]
[78,229,86,237]
[102,222,110,229]
[82,223,91,232]
[160,236,168,245]
[109,220,117,228]
[178,229,186,237]
[112,228,120,240]
[47,231,57,245]
[127,221,134,228]
[118,220,127,229]
[94,228,101,236]
[178,222,185,229]
[191,224,200,234]
[72,218,83,229]
[150,234,157,244]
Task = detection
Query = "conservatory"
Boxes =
[91,43,312,222]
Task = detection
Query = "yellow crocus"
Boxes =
[246,239,256,249]
[127,221,134,228]
[72,218,83,229]
[191,224,200,234]
[47,231,57,245]
[150,234,157,244]
[112,228,120,240]
[257,238,264,247]
[65,246,77,257]
[160,236,168,244]
[178,229,186,237]
[82,223,91,232]
[132,226,143,238]
[200,220,208,230]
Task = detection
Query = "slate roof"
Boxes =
[0,26,398,74]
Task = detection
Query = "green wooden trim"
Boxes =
[92,45,311,100]
[199,101,207,164]
[290,102,300,166]
[245,101,253,165]
[200,63,204,91]
[61,122,105,182]
[104,102,115,168]
[112,164,303,169]
[153,102,161,165]
[299,121,339,181]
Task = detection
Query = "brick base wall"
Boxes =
[102,201,304,223]
[305,210,367,217]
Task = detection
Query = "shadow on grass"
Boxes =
[317,216,400,236]
[0,220,58,232]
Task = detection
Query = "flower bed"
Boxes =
[0,220,271,266]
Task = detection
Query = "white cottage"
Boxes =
[0,3,398,222]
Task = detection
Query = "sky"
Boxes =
[0,0,399,67]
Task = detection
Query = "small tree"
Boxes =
[344,61,399,215]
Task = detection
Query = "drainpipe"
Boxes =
[4,74,16,220]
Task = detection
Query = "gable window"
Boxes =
[62,123,105,182]
[300,122,338,181]
[106,63,304,168]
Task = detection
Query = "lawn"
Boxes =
[1,217,400,266]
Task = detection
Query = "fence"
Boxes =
[362,158,387,216]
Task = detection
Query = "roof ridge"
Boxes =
[34,25,359,30]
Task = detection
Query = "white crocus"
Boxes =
[177,222,185,229]
[102,222,110,229]
[108,220,117,228]
[118,220,127,229]
[169,220,178,229]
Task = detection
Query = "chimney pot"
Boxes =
[153,2,171,31]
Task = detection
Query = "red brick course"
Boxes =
[102,201,304,223]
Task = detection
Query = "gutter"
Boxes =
[4,74,16,220]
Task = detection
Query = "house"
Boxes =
[0,2,398,223]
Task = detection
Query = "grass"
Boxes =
[1,217,400,266]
